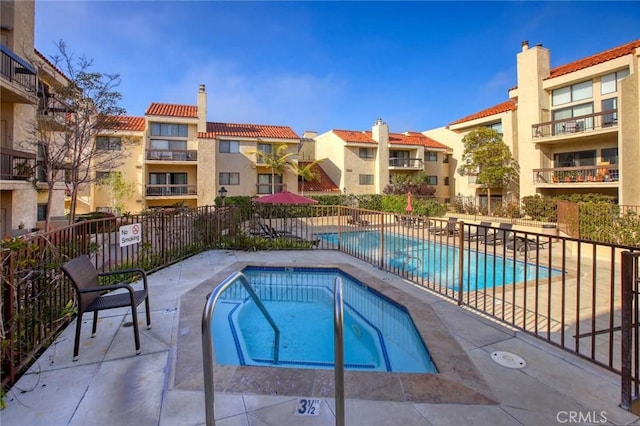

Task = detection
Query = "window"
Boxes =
[444,177,450,186]
[150,139,187,150]
[486,122,503,134]
[552,80,593,106]
[443,154,449,164]
[257,173,282,194]
[601,98,617,126]
[553,102,594,133]
[359,174,374,185]
[96,136,122,150]
[425,152,437,162]
[37,204,47,221]
[219,172,240,185]
[426,176,438,185]
[257,143,272,163]
[96,171,110,181]
[150,123,188,137]
[220,140,240,153]
[601,69,630,95]
[601,148,618,165]
[148,172,188,195]
[554,150,596,167]
[359,148,375,159]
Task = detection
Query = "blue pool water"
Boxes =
[318,231,562,291]
[212,266,437,373]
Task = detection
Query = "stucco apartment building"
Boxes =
[1,0,67,236]
[425,39,640,208]
[304,119,453,199]
[88,85,302,214]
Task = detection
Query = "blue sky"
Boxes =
[35,1,640,136]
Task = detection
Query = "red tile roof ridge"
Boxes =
[332,129,376,144]
[97,115,146,131]
[449,99,517,126]
[199,121,299,139]
[34,49,72,82]
[145,103,198,118]
[548,39,640,79]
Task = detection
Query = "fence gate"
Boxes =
[621,251,640,414]
[557,200,580,238]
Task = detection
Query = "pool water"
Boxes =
[212,266,437,373]
[318,231,562,291]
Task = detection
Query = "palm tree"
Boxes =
[253,143,296,194]
[292,158,325,196]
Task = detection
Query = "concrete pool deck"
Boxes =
[2,250,639,425]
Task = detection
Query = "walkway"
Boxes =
[2,250,637,425]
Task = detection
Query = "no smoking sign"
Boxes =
[119,223,142,247]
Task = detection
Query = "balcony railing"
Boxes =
[146,150,198,161]
[0,147,37,180]
[532,110,617,138]
[1,44,37,93]
[256,183,286,194]
[389,157,423,168]
[533,164,619,184]
[145,184,197,196]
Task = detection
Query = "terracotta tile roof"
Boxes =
[145,103,198,118]
[34,49,71,82]
[97,115,145,131]
[381,132,450,150]
[332,129,376,144]
[449,100,517,126]
[548,39,640,79]
[297,161,341,193]
[199,122,299,139]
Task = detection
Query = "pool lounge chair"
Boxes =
[430,217,458,236]
[478,223,513,245]
[348,211,370,226]
[506,235,550,254]
[463,221,492,241]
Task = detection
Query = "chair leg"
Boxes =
[130,306,141,355]
[144,297,152,330]
[91,311,98,337]
[73,313,83,362]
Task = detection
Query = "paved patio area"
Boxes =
[2,250,639,425]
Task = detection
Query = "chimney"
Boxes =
[371,118,389,194]
[197,84,207,133]
[521,40,529,52]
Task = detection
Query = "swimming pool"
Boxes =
[318,231,562,291]
[212,266,437,373]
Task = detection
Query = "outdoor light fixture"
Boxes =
[218,186,227,206]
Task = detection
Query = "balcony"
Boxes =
[389,157,423,169]
[256,183,287,195]
[533,164,619,186]
[532,110,617,140]
[1,44,37,103]
[146,150,198,161]
[145,184,197,197]
[0,147,37,181]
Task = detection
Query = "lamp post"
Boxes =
[218,186,227,207]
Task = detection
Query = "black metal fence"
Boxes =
[2,204,640,409]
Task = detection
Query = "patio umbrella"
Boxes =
[406,192,413,213]
[253,190,318,205]
[253,191,318,234]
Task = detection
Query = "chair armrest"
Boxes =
[76,283,134,294]
[99,268,149,290]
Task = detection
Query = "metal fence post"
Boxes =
[457,221,464,306]
[621,251,635,411]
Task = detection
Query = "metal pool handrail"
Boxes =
[201,271,280,426]
[334,277,345,426]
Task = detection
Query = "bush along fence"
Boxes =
[2,203,640,411]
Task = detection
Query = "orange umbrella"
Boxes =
[406,191,413,213]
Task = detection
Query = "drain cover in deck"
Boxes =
[491,351,526,369]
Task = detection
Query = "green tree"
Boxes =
[457,128,519,214]
[291,158,326,196]
[253,143,295,194]
[96,172,134,215]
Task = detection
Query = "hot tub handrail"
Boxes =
[202,271,280,426]
[334,277,345,426]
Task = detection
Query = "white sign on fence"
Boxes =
[119,223,142,247]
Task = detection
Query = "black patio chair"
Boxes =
[506,235,550,254]
[463,221,493,241]
[478,223,514,245]
[61,255,151,361]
